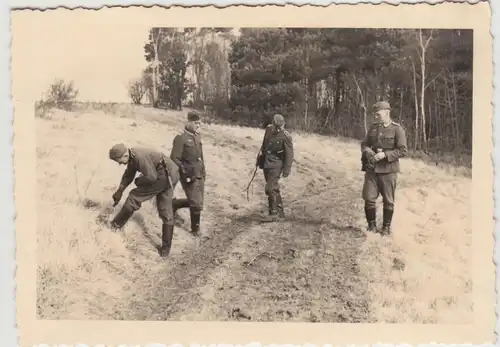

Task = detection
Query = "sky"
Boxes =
[12,9,242,104]
[13,10,152,103]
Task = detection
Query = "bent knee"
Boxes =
[189,202,203,211]
[382,202,394,210]
[124,196,141,211]
[364,200,377,209]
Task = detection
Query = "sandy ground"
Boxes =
[36,103,472,323]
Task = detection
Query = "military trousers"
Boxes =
[362,171,398,210]
[263,167,285,213]
[180,176,205,212]
[123,169,175,226]
[263,167,282,197]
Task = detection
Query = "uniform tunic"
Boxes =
[360,121,407,210]
[170,127,206,211]
[258,124,294,202]
[118,147,180,226]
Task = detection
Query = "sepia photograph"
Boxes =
[11,1,495,345]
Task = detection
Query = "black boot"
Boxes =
[262,195,280,222]
[364,206,377,232]
[189,208,201,235]
[159,224,174,258]
[276,192,285,218]
[110,206,134,230]
[381,209,393,235]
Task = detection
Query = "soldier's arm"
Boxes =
[135,155,158,183]
[385,126,408,162]
[118,164,136,191]
[200,140,205,166]
[360,127,374,153]
[201,142,207,175]
[256,126,270,166]
[282,131,294,176]
[260,125,272,152]
[170,135,184,171]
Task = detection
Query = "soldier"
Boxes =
[108,143,180,258]
[170,110,206,235]
[256,114,294,222]
[360,101,407,235]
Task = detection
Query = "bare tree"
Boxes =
[128,77,147,105]
[416,29,434,150]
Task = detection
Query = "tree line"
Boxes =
[128,27,473,162]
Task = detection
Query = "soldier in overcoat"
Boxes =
[108,143,180,257]
[256,114,294,222]
[170,111,206,235]
[360,101,407,235]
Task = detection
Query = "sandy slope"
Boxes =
[36,103,472,323]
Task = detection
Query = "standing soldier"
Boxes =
[360,101,407,235]
[108,143,180,258]
[170,110,206,235]
[256,114,294,222]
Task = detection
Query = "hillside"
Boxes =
[36,103,472,323]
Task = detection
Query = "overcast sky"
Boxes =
[14,10,151,103]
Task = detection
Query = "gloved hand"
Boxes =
[112,189,123,207]
[282,171,290,178]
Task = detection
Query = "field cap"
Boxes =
[187,111,201,122]
[273,114,285,126]
[109,143,127,160]
[372,101,391,112]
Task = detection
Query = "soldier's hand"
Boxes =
[282,171,290,178]
[112,190,123,206]
[373,152,386,161]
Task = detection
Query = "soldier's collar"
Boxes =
[128,148,136,161]
[184,125,199,136]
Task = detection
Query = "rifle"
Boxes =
[243,151,263,202]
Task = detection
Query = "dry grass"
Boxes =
[36,103,472,323]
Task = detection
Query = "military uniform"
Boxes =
[257,114,294,221]
[109,145,180,257]
[170,112,206,234]
[360,102,407,235]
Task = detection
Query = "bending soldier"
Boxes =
[256,114,294,222]
[108,143,180,258]
[170,111,206,235]
[360,101,407,235]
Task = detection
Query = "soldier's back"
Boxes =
[133,146,162,160]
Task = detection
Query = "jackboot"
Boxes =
[189,208,201,235]
[159,224,174,258]
[276,192,285,218]
[364,206,377,232]
[110,206,134,230]
[380,209,394,235]
[262,195,280,222]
